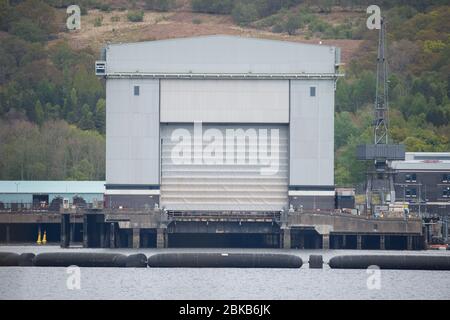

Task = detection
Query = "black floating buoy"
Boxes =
[33,252,129,268]
[126,253,147,268]
[309,255,323,269]
[18,253,35,266]
[147,253,302,268]
[329,255,450,270]
[0,252,20,266]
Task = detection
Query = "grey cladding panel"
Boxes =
[160,79,289,123]
[289,80,334,186]
[106,79,160,185]
[106,35,337,75]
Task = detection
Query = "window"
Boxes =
[310,86,316,97]
[442,174,450,183]
[405,174,417,183]
[443,187,450,198]
[134,85,140,96]
[405,188,417,198]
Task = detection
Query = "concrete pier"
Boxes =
[380,235,385,250]
[322,234,330,250]
[99,223,105,248]
[0,209,425,250]
[82,215,89,248]
[282,229,291,249]
[357,235,362,250]
[407,236,413,251]
[156,228,167,248]
[109,223,116,248]
[60,213,70,248]
[133,228,140,249]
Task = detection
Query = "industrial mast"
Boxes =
[357,18,405,215]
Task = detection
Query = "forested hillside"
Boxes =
[0,0,449,185]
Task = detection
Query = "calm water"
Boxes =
[1,246,449,300]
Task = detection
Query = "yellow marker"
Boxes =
[36,230,42,245]
[42,231,47,245]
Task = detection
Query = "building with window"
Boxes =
[0,181,105,210]
[98,35,342,212]
[390,152,450,216]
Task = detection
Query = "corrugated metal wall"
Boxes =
[160,124,288,211]
[160,79,289,123]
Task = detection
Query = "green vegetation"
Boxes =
[94,16,103,27]
[0,0,106,180]
[334,5,450,186]
[144,0,176,11]
[127,10,144,22]
[0,119,105,180]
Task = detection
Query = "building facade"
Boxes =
[0,181,105,210]
[99,36,341,212]
[390,152,450,216]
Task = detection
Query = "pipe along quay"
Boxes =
[1,252,450,270]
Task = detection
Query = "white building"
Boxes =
[98,35,341,212]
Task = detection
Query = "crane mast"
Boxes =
[374,18,388,145]
[356,18,405,216]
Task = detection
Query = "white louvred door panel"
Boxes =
[160,124,288,211]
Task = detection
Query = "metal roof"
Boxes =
[390,152,450,171]
[104,35,340,77]
[405,152,450,161]
[0,181,105,194]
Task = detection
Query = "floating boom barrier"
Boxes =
[2,252,450,270]
[328,255,450,270]
[147,253,303,268]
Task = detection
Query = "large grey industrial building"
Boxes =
[99,35,340,212]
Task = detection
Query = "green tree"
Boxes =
[34,100,44,125]
[79,104,95,130]
[232,2,259,26]
[10,19,48,42]
[145,0,175,11]
[95,98,106,134]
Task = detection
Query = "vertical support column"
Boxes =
[99,223,105,248]
[407,235,413,250]
[314,235,321,249]
[322,234,330,250]
[109,223,116,248]
[127,231,133,248]
[60,213,70,248]
[82,214,89,248]
[282,228,291,249]
[357,234,362,250]
[142,232,149,248]
[342,235,346,249]
[380,235,385,250]
[132,228,140,249]
[6,225,10,244]
[298,233,305,249]
[156,228,167,248]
